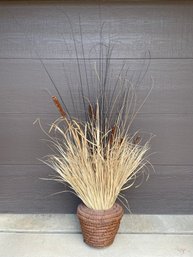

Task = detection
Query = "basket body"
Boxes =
[77,203,124,248]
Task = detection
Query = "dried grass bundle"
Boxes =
[40,100,151,210]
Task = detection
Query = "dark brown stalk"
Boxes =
[109,125,116,147]
[88,103,94,120]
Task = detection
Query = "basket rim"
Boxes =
[77,202,124,220]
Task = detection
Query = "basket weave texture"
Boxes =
[77,203,124,248]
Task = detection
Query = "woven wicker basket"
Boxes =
[77,203,124,248]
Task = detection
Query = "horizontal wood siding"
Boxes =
[0,2,193,213]
[0,165,193,214]
[1,59,193,115]
[0,113,193,166]
[0,4,193,58]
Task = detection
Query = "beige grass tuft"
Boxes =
[40,102,151,210]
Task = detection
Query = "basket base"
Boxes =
[77,203,124,248]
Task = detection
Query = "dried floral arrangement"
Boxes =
[33,17,153,247]
[36,49,153,211]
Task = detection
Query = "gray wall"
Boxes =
[0,1,193,214]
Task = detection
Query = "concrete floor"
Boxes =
[0,214,193,257]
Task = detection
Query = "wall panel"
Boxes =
[0,2,193,213]
[0,4,193,58]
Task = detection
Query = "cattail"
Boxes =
[109,125,116,146]
[88,103,94,120]
[93,104,97,121]
[133,135,141,145]
[52,96,66,118]
[88,103,97,121]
